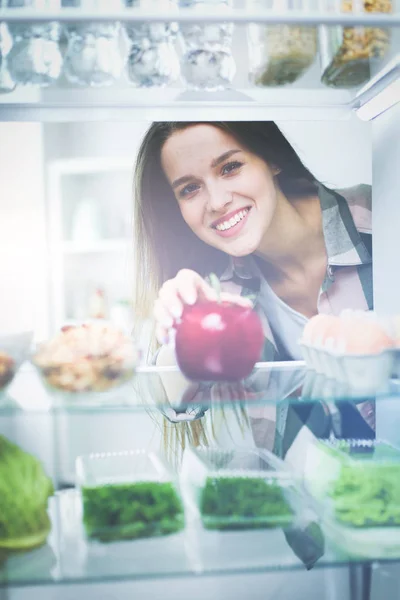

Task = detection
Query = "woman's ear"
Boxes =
[271,165,282,176]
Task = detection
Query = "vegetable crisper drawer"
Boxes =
[76,450,184,542]
[181,447,297,530]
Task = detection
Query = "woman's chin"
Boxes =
[223,241,259,258]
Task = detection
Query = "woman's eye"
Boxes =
[179,183,200,198]
[221,161,243,176]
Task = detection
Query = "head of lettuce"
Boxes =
[0,435,54,552]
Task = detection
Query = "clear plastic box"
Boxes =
[76,450,184,542]
[299,341,394,393]
[180,447,297,530]
[303,438,400,558]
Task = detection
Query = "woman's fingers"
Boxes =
[219,292,253,308]
[175,269,218,305]
[153,297,175,328]
[154,270,254,346]
[155,324,168,345]
[158,283,184,320]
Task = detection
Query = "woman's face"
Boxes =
[160,124,280,257]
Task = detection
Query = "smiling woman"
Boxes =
[133,121,373,372]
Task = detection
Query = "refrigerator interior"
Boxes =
[0,3,399,599]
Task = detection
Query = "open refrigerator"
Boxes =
[0,1,400,599]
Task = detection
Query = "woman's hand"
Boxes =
[153,268,253,345]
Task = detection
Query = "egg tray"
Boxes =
[299,341,400,393]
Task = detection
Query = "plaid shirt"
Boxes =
[158,183,374,440]
[220,182,373,361]
[219,182,374,439]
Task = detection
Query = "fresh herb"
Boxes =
[0,436,54,552]
[82,481,184,542]
[200,476,292,530]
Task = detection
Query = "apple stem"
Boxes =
[209,273,221,303]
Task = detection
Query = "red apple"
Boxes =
[175,301,264,381]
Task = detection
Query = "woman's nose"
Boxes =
[206,185,233,212]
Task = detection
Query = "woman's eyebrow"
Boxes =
[171,149,242,189]
[210,149,242,168]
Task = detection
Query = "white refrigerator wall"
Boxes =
[0,123,49,339]
[373,101,400,450]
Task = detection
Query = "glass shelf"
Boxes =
[0,476,399,588]
[2,362,400,590]
[0,5,398,121]
[2,362,400,416]
[0,5,398,26]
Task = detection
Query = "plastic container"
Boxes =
[0,331,32,393]
[303,438,400,558]
[248,23,317,86]
[181,447,297,530]
[76,450,184,542]
[299,311,395,392]
[32,322,139,394]
[319,0,392,89]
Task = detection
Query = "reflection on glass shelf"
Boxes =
[2,362,400,415]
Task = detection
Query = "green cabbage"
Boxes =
[0,436,54,551]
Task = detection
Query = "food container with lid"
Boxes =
[303,437,400,558]
[248,0,317,86]
[178,0,236,91]
[299,310,395,393]
[319,0,392,88]
[76,449,184,542]
[180,446,298,530]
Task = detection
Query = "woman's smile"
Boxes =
[211,206,252,238]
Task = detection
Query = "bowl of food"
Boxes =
[32,322,139,396]
[0,331,33,393]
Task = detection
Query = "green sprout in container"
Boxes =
[82,481,184,542]
[200,476,293,530]
[330,464,400,528]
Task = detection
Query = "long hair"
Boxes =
[132,121,318,356]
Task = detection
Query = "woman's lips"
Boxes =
[214,208,251,238]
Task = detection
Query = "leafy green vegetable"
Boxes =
[312,441,400,528]
[82,481,184,542]
[0,436,54,551]
[330,463,400,527]
[200,476,293,530]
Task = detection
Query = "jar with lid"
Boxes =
[123,0,180,88]
[320,0,392,88]
[0,23,15,93]
[63,22,123,87]
[178,0,236,91]
[248,0,317,86]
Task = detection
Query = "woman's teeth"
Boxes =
[215,209,249,231]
